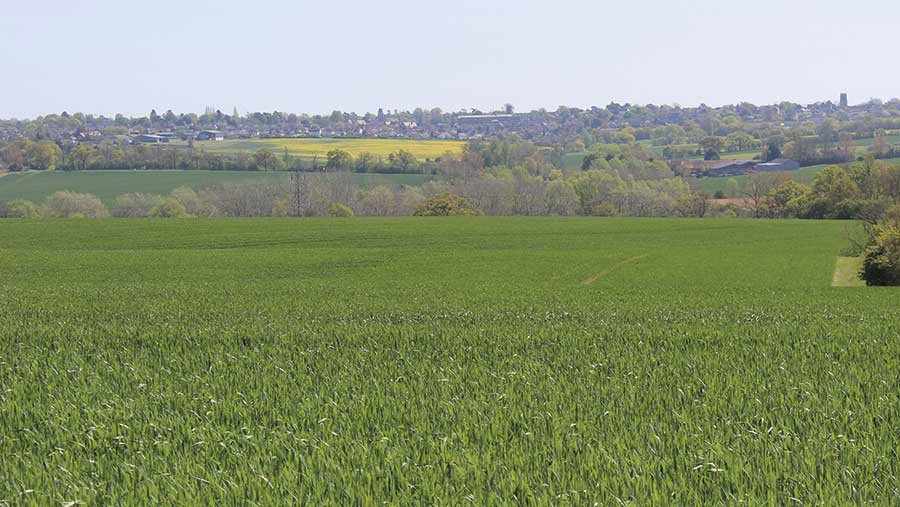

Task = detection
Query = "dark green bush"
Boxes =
[862,222,900,286]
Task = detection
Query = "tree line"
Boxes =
[0,139,431,173]
[0,166,710,220]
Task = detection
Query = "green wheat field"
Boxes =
[0,171,436,206]
[1,217,898,504]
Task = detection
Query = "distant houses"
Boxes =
[456,113,525,130]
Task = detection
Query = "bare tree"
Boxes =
[511,175,547,216]
[454,176,512,215]
[358,185,397,216]
[204,180,285,217]
[741,172,791,218]
[112,193,164,217]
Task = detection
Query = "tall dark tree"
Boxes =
[764,142,782,162]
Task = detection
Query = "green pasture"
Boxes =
[1,217,898,504]
[850,134,900,147]
[560,152,586,170]
[0,170,435,205]
[645,134,900,162]
[698,163,833,197]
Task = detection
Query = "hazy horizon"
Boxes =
[3,0,899,119]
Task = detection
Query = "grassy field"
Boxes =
[569,135,900,176]
[698,163,832,197]
[849,134,900,148]
[654,135,900,161]
[193,138,465,160]
[0,170,436,205]
[560,152,586,170]
[2,217,899,504]
[560,149,759,171]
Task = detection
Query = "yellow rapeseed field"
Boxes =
[197,138,465,160]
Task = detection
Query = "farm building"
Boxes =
[197,130,225,141]
[675,158,800,177]
[155,132,180,142]
[134,134,166,143]
[702,160,760,177]
[755,159,800,171]
[674,159,758,177]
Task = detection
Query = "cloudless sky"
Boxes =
[2,0,898,119]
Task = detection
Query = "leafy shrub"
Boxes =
[113,193,164,218]
[764,181,810,218]
[846,198,892,223]
[797,195,832,220]
[588,202,618,217]
[3,199,40,218]
[44,191,109,218]
[328,203,354,217]
[149,198,189,218]
[272,198,291,217]
[170,187,216,217]
[414,193,482,216]
[880,204,900,223]
[862,222,900,286]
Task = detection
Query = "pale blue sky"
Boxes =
[2,0,898,118]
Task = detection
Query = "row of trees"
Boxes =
[1,139,525,174]
[324,149,420,173]
[0,168,711,220]
[734,157,900,220]
[0,140,64,170]
[0,140,426,173]
[3,153,898,220]
[0,139,264,172]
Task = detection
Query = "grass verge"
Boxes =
[832,256,865,287]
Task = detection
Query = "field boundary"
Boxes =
[582,254,648,285]
[832,257,865,287]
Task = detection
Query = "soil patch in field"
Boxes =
[582,255,648,285]
[832,257,865,287]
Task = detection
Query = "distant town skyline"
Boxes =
[3,0,900,119]
[0,93,885,121]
